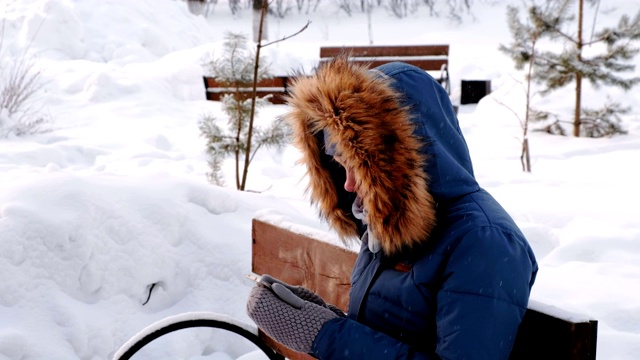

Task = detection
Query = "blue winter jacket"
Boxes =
[285,58,538,359]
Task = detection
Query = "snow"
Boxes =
[1,0,639,359]
[526,300,592,324]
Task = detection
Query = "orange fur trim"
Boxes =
[284,56,436,255]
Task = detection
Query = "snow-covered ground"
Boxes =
[1,0,639,359]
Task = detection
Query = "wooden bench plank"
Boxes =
[203,90,287,104]
[335,59,448,72]
[251,218,598,360]
[251,219,355,311]
[320,45,449,58]
[204,77,288,88]
[203,76,289,104]
[319,44,451,94]
[319,45,448,72]
[509,305,598,360]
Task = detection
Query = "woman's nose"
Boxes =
[344,168,357,193]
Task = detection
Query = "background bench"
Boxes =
[202,76,289,104]
[203,45,451,106]
[251,218,598,360]
[319,44,451,94]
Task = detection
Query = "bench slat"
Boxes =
[204,91,286,104]
[319,44,451,94]
[202,76,289,104]
[509,309,598,360]
[207,87,286,93]
[204,76,287,88]
[319,58,448,72]
[320,45,449,58]
[251,219,355,312]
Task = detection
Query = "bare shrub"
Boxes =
[228,0,242,14]
[336,0,353,16]
[0,21,49,138]
[270,0,293,18]
[388,0,408,18]
[186,0,207,15]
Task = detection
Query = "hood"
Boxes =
[284,56,479,255]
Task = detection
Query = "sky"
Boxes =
[1,0,640,359]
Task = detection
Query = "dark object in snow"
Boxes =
[460,80,491,104]
[509,301,598,360]
[141,282,155,306]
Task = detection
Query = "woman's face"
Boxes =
[334,154,357,194]
[343,167,357,193]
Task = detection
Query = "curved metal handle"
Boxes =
[113,312,284,360]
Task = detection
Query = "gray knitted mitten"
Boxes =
[247,283,338,353]
[259,274,346,317]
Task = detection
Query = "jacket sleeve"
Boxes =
[434,227,535,359]
[312,226,536,360]
[312,317,438,360]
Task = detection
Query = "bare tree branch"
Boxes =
[261,20,311,48]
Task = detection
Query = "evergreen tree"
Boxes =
[204,32,270,89]
[200,32,288,190]
[499,0,572,171]
[504,0,640,138]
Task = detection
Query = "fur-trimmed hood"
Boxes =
[284,56,479,255]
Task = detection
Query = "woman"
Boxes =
[247,55,538,359]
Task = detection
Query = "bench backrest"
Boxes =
[319,45,450,93]
[202,76,289,104]
[251,218,598,360]
[319,45,448,70]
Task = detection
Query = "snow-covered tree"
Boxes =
[200,32,288,190]
[502,0,640,137]
[499,0,573,171]
[204,32,271,88]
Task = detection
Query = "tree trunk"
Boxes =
[574,0,584,137]
[366,1,373,45]
[253,0,268,42]
[522,36,537,173]
[235,91,243,190]
[521,138,531,173]
[241,0,268,190]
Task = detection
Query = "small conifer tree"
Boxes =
[200,32,288,190]
[501,0,640,137]
[499,1,572,171]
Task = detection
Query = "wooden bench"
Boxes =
[202,76,289,105]
[319,45,451,94]
[203,45,450,105]
[251,218,598,360]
